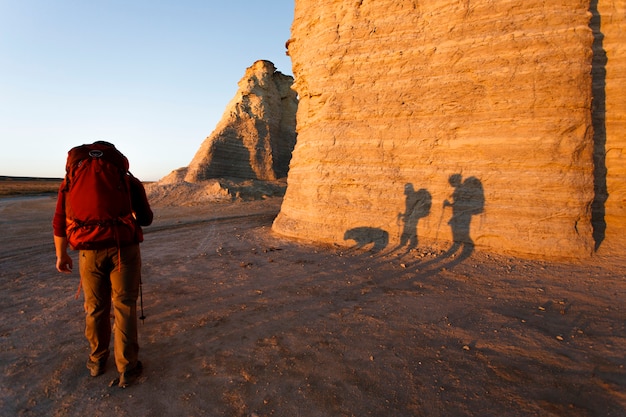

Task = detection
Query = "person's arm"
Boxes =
[129,174,153,226]
[52,180,73,273]
[54,235,73,273]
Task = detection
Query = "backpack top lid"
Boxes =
[93,140,115,147]
[65,141,129,175]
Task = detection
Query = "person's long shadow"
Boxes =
[412,174,484,273]
[343,183,431,256]
[343,175,484,274]
[395,183,432,254]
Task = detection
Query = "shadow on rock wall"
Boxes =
[396,184,432,254]
[590,0,607,251]
[343,227,389,253]
[344,174,484,273]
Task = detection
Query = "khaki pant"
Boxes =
[79,244,141,373]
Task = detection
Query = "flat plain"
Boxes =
[1,180,625,417]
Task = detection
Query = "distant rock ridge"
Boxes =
[161,60,297,184]
[272,0,625,259]
[147,60,296,204]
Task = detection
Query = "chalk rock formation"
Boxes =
[184,60,297,182]
[274,0,624,259]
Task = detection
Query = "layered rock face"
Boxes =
[274,0,624,259]
[183,60,297,182]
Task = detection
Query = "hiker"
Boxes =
[438,173,484,266]
[443,174,484,245]
[52,141,153,388]
[397,183,432,252]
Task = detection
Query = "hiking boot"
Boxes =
[110,361,143,388]
[86,358,107,377]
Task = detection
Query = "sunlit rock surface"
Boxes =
[184,60,297,182]
[274,0,625,259]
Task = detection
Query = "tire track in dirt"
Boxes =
[0,211,277,264]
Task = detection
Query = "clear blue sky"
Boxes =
[0,1,294,181]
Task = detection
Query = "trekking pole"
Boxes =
[139,279,146,323]
[435,202,449,241]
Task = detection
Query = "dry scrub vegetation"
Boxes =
[0,177,62,197]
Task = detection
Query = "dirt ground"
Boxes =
[1,194,625,417]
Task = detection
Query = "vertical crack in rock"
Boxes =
[589,0,607,251]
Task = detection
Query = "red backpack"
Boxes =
[63,142,139,250]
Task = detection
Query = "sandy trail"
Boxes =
[1,196,625,416]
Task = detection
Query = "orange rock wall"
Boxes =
[274,0,624,259]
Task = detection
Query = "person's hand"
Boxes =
[56,253,73,273]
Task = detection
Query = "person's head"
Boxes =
[448,173,462,187]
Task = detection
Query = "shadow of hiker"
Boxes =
[415,174,484,272]
[396,184,432,254]
[343,184,431,255]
